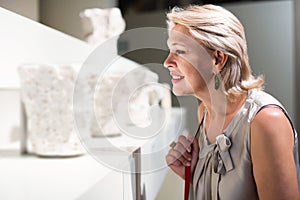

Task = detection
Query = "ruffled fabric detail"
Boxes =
[213,134,234,174]
[193,134,234,200]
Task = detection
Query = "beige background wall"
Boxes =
[0,0,39,21]
[225,1,295,123]
[156,170,184,200]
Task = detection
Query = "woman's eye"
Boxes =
[175,49,186,54]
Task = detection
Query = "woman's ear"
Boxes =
[213,50,228,71]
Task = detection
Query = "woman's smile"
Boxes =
[170,72,185,83]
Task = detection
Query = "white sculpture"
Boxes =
[16,7,171,156]
[18,64,85,157]
[79,8,171,137]
[80,8,126,46]
[92,62,164,137]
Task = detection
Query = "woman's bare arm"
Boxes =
[251,107,299,200]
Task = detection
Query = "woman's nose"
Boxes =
[163,53,175,69]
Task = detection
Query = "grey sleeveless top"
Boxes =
[192,89,300,200]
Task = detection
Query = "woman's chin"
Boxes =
[172,91,183,96]
[172,89,193,96]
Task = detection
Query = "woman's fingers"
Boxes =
[168,144,192,165]
[166,135,194,166]
[166,149,191,166]
[178,135,193,152]
[187,134,200,172]
[173,142,192,160]
[166,153,183,166]
[166,134,200,179]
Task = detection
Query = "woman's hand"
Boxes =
[166,134,199,179]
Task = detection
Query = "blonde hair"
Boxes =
[167,4,264,100]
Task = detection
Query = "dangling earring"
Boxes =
[214,74,220,90]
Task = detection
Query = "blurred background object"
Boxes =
[80,7,126,45]
[18,64,85,157]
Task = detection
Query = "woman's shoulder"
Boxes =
[246,89,288,121]
[251,106,292,135]
[250,89,283,108]
[250,88,294,139]
[250,103,295,165]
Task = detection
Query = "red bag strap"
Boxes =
[184,118,202,200]
[184,165,191,200]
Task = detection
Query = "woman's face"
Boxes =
[164,24,215,97]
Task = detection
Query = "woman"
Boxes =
[164,4,300,200]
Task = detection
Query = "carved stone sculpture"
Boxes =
[79,8,171,137]
[91,61,164,137]
[79,8,126,46]
[16,8,171,156]
[18,64,85,157]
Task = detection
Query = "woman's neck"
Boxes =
[196,85,247,116]
[206,94,246,118]
[196,90,248,142]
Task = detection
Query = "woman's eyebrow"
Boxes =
[173,43,186,47]
[167,40,187,48]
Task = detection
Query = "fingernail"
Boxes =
[186,162,191,166]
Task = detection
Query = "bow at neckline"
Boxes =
[199,133,234,175]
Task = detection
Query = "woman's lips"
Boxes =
[171,74,184,83]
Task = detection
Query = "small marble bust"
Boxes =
[80,7,126,46]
